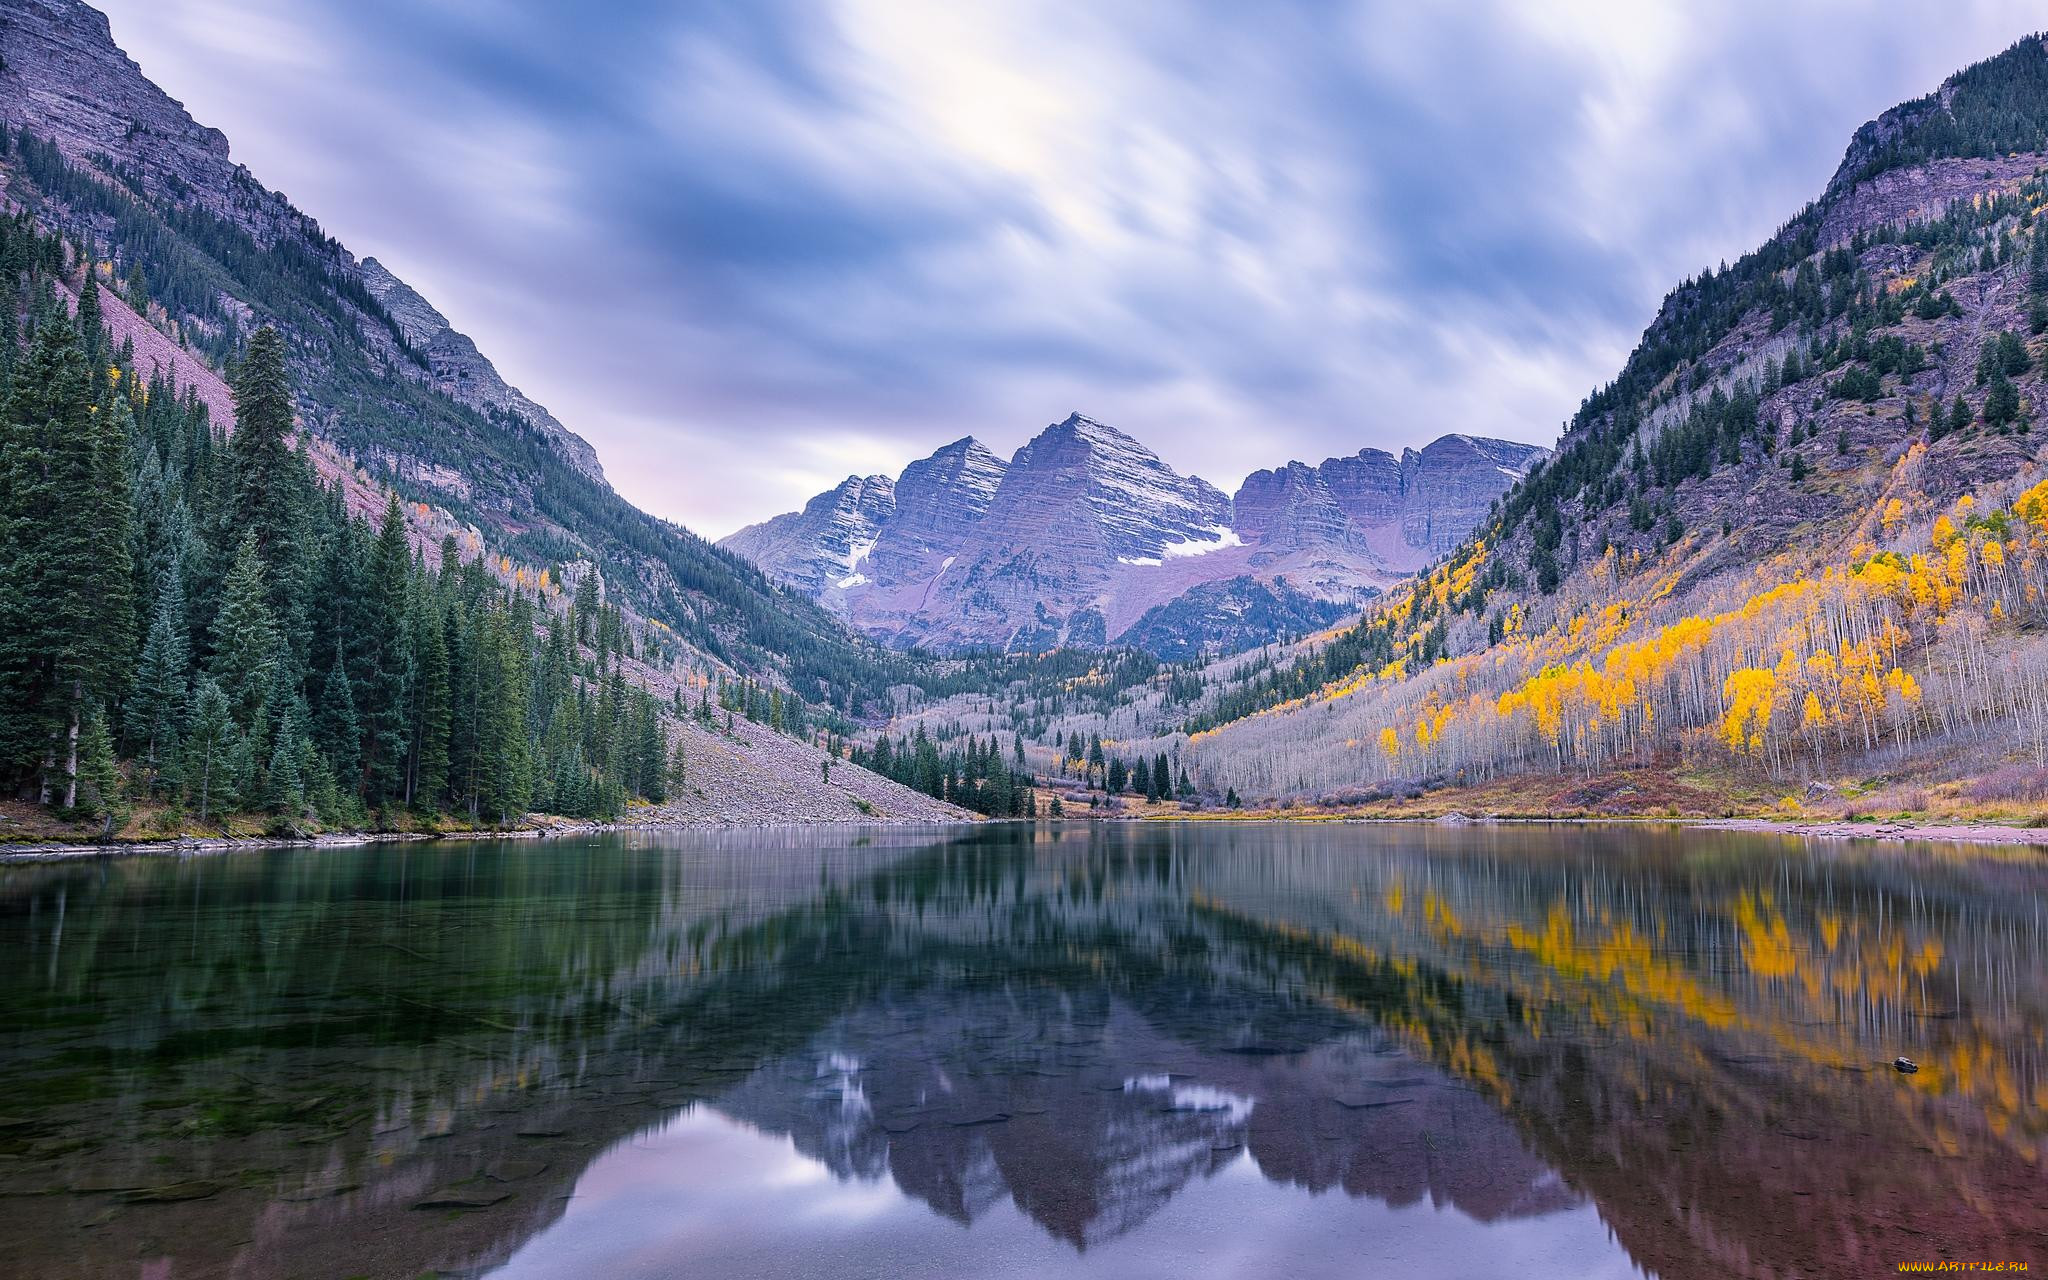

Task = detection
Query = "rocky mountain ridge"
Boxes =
[0,0,962,827]
[724,413,1546,655]
[0,0,909,725]
[1159,32,2048,802]
[358,256,606,482]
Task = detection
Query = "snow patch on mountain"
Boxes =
[1119,525,1244,566]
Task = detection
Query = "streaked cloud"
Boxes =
[94,0,2046,537]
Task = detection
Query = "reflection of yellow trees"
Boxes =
[1507,904,1739,1028]
[1202,865,2046,1160]
[1734,892,1796,979]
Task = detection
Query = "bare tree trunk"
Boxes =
[62,685,80,810]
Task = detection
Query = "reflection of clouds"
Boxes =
[494,1104,1640,1280]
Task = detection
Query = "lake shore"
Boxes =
[0,811,989,862]
[1686,815,2048,847]
[10,810,2048,863]
[1130,805,2048,847]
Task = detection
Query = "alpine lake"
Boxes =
[0,822,2042,1279]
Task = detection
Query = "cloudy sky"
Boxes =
[95,0,2044,538]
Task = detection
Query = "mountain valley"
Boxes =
[2,0,2048,838]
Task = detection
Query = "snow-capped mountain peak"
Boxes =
[719,414,1543,655]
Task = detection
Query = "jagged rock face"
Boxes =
[721,472,896,597]
[1397,434,1551,556]
[360,257,606,482]
[1232,461,1349,550]
[863,436,1004,583]
[858,415,1242,652]
[988,414,1233,566]
[724,414,1546,655]
[1318,449,1407,525]
[0,0,259,236]
[1239,436,1549,564]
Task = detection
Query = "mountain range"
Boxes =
[721,415,1546,656]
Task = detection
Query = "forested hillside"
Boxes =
[0,0,913,727]
[1168,35,2048,808]
[0,0,1008,837]
[0,216,677,829]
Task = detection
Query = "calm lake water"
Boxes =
[0,823,2042,1279]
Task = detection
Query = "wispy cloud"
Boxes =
[94,0,2046,537]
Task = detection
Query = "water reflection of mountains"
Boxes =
[0,823,2041,1279]
[718,994,1575,1250]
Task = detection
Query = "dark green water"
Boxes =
[0,823,2042,1279]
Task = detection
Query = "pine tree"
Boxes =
[407,589,451,809]
[476,604,532,823]
[229,328,299,566]
[1985,371,2021,426]
[77,706,126,837]
[314,645,361,789]
[209,533,280,731]
[633,699,666,803]
[128,568,190,795]
[358,495,413,805]
[0,297,137,804]
[265,731,305,818]
[185,675,236,823]
[129,443,193,620]
[75,269,104,369]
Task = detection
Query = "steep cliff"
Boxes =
[720,471,897,599]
